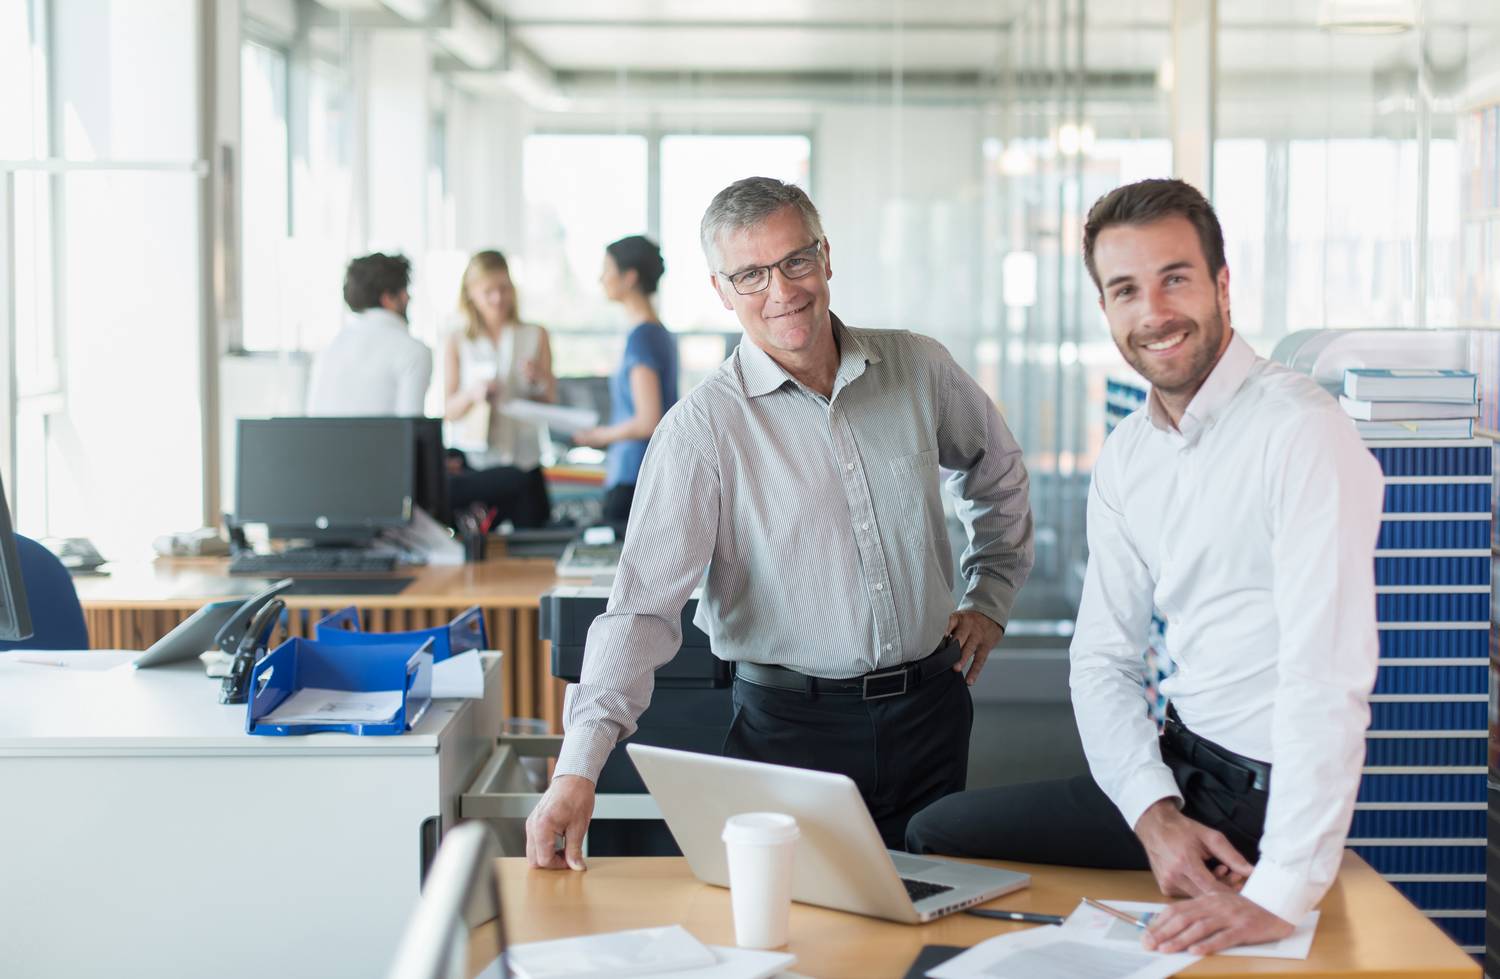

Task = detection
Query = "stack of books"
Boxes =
[1339,368,1479,439]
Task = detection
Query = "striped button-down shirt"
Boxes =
[556,316,1035,782]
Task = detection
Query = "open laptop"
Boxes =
[626,744,1029,923]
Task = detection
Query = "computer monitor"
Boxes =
[236,417,415,546]
[408,417,451,527]
[386,821,509,979]
[0,472,32,643]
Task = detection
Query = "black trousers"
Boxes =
[904,728,1269,868]
[723,661,973,850]
[449,464,550,529]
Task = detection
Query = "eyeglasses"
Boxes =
[719,240,824,295]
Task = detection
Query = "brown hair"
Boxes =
[457,250,520,341]
[1082,178,1226,292]
[344,252,411,312]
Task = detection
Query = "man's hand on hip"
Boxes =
[1134,798,1255,897]
[1143,890,1295,955]
[947,610,1003,685]
[525,774,596,870]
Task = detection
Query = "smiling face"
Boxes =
[1093,215,1232,401]
[709,205,833,359]
[465,268,516,326]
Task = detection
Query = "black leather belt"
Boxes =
[733,636,961,701]
[1163,706,1272,793]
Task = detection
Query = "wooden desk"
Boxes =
[475,855,1478,979]
[74,555,567,729]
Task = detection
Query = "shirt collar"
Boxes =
[349,307,410,332]
[1145,329,1255,440]
[738,313,879,400]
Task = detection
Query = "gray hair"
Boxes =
[699,176,825,269]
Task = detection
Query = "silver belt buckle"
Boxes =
[862,667,908,700]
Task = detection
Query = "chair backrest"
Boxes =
[0,536,89,651]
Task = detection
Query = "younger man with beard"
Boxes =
[905,179,1384,954]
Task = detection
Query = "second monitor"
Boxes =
[236,417,446,547]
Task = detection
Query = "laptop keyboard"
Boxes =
[901,878,956,903]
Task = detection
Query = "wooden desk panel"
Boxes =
[475,854,1478,979]
[75,556,567,731]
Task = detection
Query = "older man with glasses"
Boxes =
[525,176,1034,869]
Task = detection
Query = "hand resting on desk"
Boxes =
[1133,798,1293,954]
[1144,888,1295,955]
[526,774,596,871]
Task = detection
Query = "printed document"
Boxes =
[1062,899,1319,959]
[259,688,402,725]
[927,924,1200,979]
[500,399,599,436]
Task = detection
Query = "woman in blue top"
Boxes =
[574,235,679,527]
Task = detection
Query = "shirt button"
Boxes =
[884,643,892,651]
[875,583,884,591]
[861,523,870,531]
[845,462,855,471]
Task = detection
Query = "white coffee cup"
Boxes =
[721,812,799,949]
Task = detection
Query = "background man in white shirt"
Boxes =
[306,252,432,416]
[905,178,1384,955]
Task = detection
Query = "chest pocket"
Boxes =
[889,448,943,546]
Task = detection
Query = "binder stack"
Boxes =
[1348,433,1491,955]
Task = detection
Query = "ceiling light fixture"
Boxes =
[1315,0,1418,34]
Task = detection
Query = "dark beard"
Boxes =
[1125,301,1225,398]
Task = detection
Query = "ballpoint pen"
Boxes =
[1083,897,1153,929]
[964,908,1066,925]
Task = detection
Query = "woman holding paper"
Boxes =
[441,250,554,528]
[573,235,679,527]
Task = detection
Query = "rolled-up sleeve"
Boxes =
[932,347,1034,629]
[554,414,720,782]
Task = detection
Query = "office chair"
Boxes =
[0,535,89,651]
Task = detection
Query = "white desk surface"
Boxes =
[0,649,494,756]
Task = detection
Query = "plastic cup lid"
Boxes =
[721,812,800,845]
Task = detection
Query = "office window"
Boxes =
[658,134,812,331]
[240,40,291,352]
[1,0,207,557]
[522,134,649,359]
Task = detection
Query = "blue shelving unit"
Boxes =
[1351,437,1491,957]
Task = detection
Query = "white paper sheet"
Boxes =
[430,649,485,699]
[481,945,793,979]
[927,924,1200,979]
[0,649,137,671]
[506,925,717,979]
[500,399,599,435]
[260,687,403,725]
[1061,899,1320,960]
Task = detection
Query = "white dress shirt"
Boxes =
[556,318,1034,782]
[306,308,432,417]
[1070,330,1383,924]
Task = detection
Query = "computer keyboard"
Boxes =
[555,540,624,578]
[901,878,956,903]
[229,549,398,575]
